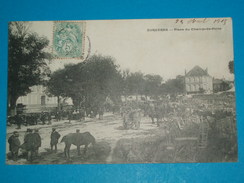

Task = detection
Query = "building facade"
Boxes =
[17,85,58,112]
[185,66,213,94]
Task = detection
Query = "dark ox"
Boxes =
[61,131,96,159]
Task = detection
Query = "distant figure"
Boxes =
[40,112,46,125]
[56,111,61,121]
[33,129,41,157]
[79,108,85,121]
[50,128,61,153]
[47,113,52,125]
[15,113,22,129]
[22,129,35,161]
[68,111,72,123]
[8,131,21,161]
[98,107,104,120]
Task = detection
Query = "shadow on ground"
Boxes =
[7,141,111,165]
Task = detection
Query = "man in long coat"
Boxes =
[50,128,61,153]
[22,129,35,161]
[8,131,21,161]
[32,129,41,157]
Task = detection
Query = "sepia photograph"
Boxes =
[6,18,237,165]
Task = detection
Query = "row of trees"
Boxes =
[45,55,185,110]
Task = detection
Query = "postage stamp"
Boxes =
[53,21,86,59]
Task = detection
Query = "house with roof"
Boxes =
[185,65,213,94]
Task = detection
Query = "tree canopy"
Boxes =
[8,22,52,113]
[47,56,186,108]
[46,55,123,109]
[228,60,234,74]
[161,75,185,95]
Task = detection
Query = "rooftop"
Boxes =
[186,65,209,77]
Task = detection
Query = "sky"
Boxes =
[29,18,234,81]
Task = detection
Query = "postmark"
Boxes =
[53,21,86,59]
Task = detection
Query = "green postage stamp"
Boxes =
[53,21,85,59]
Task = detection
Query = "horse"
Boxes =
[60,131,96,159]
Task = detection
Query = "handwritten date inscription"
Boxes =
[175,18,228,25]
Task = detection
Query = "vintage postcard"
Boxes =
[6,18,237,165]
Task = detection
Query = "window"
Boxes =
[41,96,46,105]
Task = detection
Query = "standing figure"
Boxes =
[40,112,46,125]
[98,106,104,120]
[79,108,85,121]
[68,111,72,123]
[47,113,52,125]
[32,129,41,157]
[56,111,60,121]
[50,128,61,153]
[15,113,22,129]
[22,129,35,161]
[8,131,21,161]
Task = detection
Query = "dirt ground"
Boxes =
[6,112,164,165]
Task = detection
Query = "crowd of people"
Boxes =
[7,93,236,162]
[119,94,236,131]
[7,128,61,161]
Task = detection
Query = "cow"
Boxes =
[60,131,96,159]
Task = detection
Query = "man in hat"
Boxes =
[8,131,21,161]
[33,129,41,157]
[50,128,61,153]
[23,129,35,161]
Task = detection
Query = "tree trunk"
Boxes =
[8,95,18,116]
[57,96,60,111]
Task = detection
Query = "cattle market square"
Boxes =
[6,65,237,164]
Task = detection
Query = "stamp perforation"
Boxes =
[52,21,86,60]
